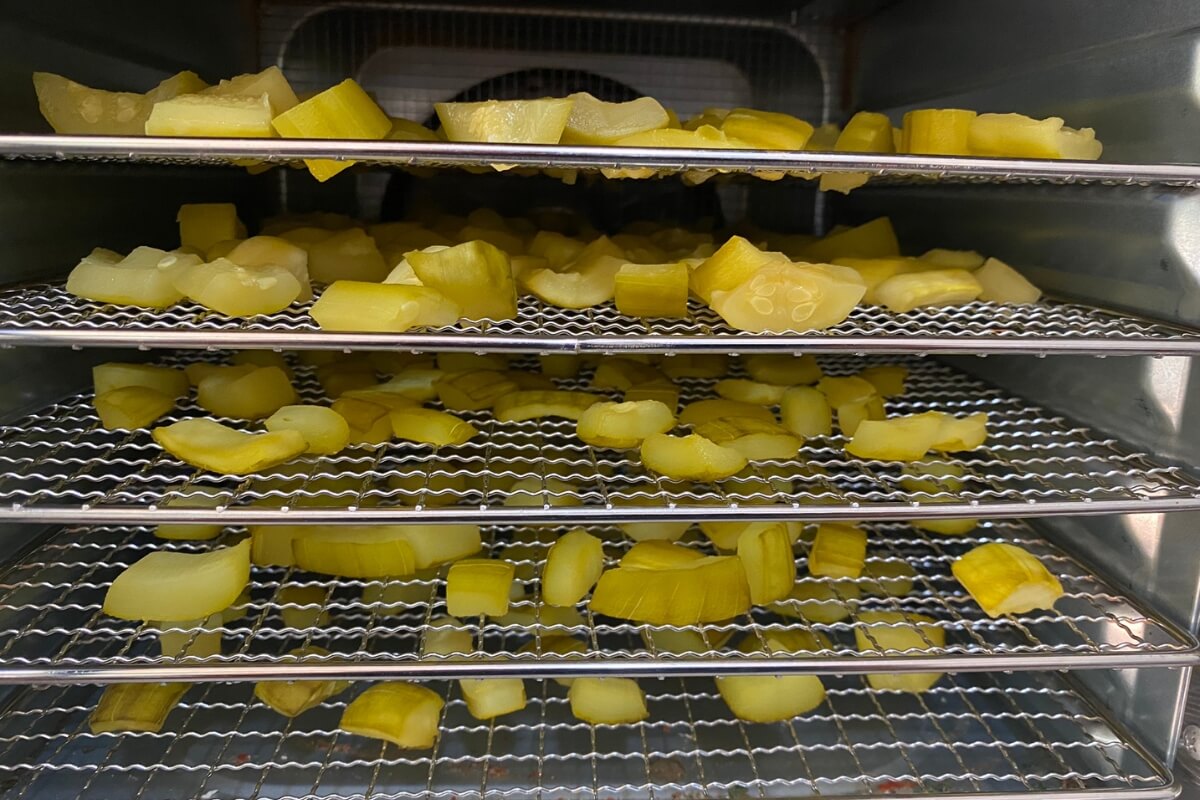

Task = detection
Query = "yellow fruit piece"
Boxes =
[744,354,822,386]
[311,281,461,332]
[694,417,802,460]
[408,240,517,320]
[528,232,587,268]
[901,109,976,156]
[640,433,747,480]
[89,682,191,734]
[93,386,174,429]
[614,261,689,318]
[174,258,302,316]
[271,79,392,181]
[436,98,575,144]
[624,380,680,411]
[255,647,351,718]
[863,560,918,598]
[340,682,444,749]
[249,525,312,567]
[156,613,221,659]
[641,626,733,655]
[846,412,944,461]
[679,399,775,428]
[834,257,923,303]
[306,229,388,283]
[621,541,705,570]
[817,376,877,408]
[196,365,296,420]
[968,113,1103,160]
[699,520,802,552]
[178,204,246,253]
[278,585,331,630]
[837,396,886,437]
[146,92,274,137]
[34,70,207,135]
[592,357,664,390]
[952,542,1064,618]
[292,527,417,578]
[446,559,514,617]
[714,379,786,406]
[780,386,833,438]
[562,93,670,144]
[660,353,729,379]
[93,363,188,398]
[202,66,298,114]
[542,528,605,607]
[155,489,227,541]
[920,248,987,270]
[820,111,895,194]
[568,678,648,724]
[720,108,814,150]
[104,540,250,621]
[591,555,750,625]
[717,674,825,723]
[577,400,676,449]
[873,268,982,313]
[710,262,865,333]
[460,678,527,720]
[493,390,600,422]
[859,365,908,397]
[387,117,438,141]
[975,257,1042,304]
[390,408,477,447]
[769,579,861,623]
[332,397,392,445]
[421,615,473,657]
[264,405,350,455]
[435,370,517,412]
[737,523,796,604]
[153,418,306,474]
[809,523,867,579]
[930,412,988,452]
[66,246,198,308]
[690,236,786,304]
[523,255,624,309]
[801,218,900,263]
[855,610,946,693]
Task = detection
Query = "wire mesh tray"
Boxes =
[0,671,1176,800]
[0,520,1193,684]
[2,283,1199,356]
[0,356,1197,525]
[3,133,1200,189]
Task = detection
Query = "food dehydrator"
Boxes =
[2,1,1200,799]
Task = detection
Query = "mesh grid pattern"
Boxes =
[0,520,1191,681]
[0,672,1173,800]
[1,283,1197,355]
[0,356,1197,524]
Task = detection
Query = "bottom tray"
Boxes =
[0,670,1174,800]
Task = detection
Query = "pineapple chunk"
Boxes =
[340,682,444,749]
[542,528,605,607]
[614,262,689,318]
[679,398,775,427]
[743,354,822,386]
[737,523,796,604]
[104,540,250,621]
[694,417,803,460]
[577,400,676,449]
[591,555,751,625]
[93,386,174,429]
[699,520,803,552]
[690,236,785,304]
[93,362,188,398]
[154,489,226,541]
[819,111,894,194]
[862,560,918,598]
[710,262,865,333]
[660,353,729,379]
[390,408,478,447]
[146,93,274,137]
[436,98,575,144]
[305,229,388,283]
[460,678,527,720]
[202,66,299,114]
[780,386,833,438]
[714,379,787,405]
[920,248,986,270]
[271,79,392,181]
[901,109,977,155]
[640,433,747,480]
[719,108,815,150]
[174,258,302,316]
[800,218,900,263]
[264,405,351,455]
[808,523,867,579]
[66,246,198,308]
[952,542,1064,618]
[974,257,1042,304]
[569,677,648,724]
[435,370,518,412]
[592,357,664,389]
[447,559,515,617]
[34,70,207,135]
[717,674,825,723]
[620,541,705,570]
[859,365,908,397]
[562,93,670,144]
[311,281,461,332]
[855,610,946,693]
[255,647,350,717]
[968,113,1103,160]
[409,240,517,320]
[153,418,305,473]
[873,268,982,313]
[89,682,191,734]
[817,376,877,408]
[178,204,245,253]
[769,579,861,623]
[197,365,296,420]
[845,412,945,461]
[493,390,600,422]
[278,585,331,630]
[292,527,417,578]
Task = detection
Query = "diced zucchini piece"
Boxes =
[717,674,826,722]
[901,109,977,155]
[640,433,747,480]
[845,412,944,461]
[542,528,605,607]
[577,400,676,449]
[873,268,982,313]
[312,281,460,332]
[620,541,705,570]
[737,523,796,604]
[340,682,444,748]
[152,419,306,474]
[590,555,750,625]
[34,69,207,135]
[446,559,515,617]
[94,386,175,429]
[436,98,576,144]
[389,408,478,446]
[174,258,302,316]
[146,93,274,137]
[104,540,250,622]
[614,261,689,318]
[568,678,648,724]
[780,386,832,438]
[271,80,392,181]
[743,354,822,386]
[196,365,296,420]
[306,229,388,283]
[89,682,191,734]
[409,240,518,320]
[808,523,867,579]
